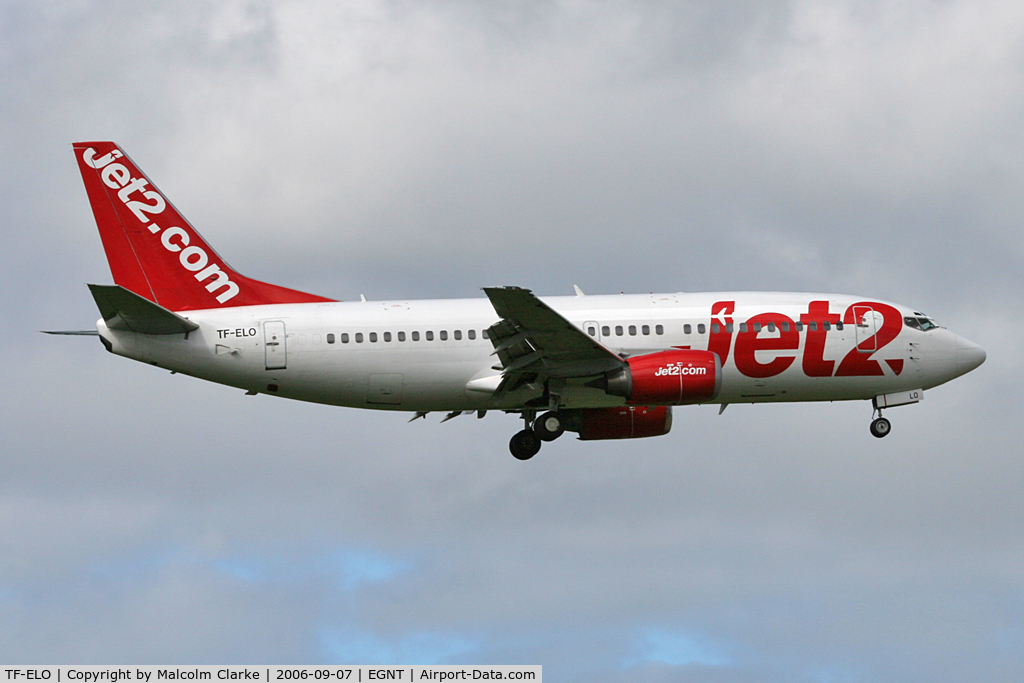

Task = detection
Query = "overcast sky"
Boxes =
[2,1,1023,680]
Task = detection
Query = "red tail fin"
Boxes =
[73,141,334,311]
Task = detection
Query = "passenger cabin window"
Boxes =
[412,331,420,341]
[355,333,364,343]
[808,322,816,331]
[587,326,597,336]
[454,330,462,340]
[482,329,490,339]
[712,323,720,334]
[602,326,611,337]
[753,323,761,332]
[341,333,350,343]
[684,324,692,334]
[823,322,831,331]
[369,332,378,342]
[739,323,748,333]
[656,324,664,335]
[697,324,705,334]
[615,325,624,336]
[836,321,844,330]
[327,333,335,344]
[426,331,434,341]
[767,323,775,332]
[781,323,789,332]
[383,332,392,342]
[398,331,406,341]
[628,325,637,336]
[439,330,448,341]
[795,322,804,331]
[726,323,734,333]
[468,329,476,340]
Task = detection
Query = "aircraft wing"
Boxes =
[483,287,624,385]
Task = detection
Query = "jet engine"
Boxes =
[602,349,721,405]
[562,406,673,440]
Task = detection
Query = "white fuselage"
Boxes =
[97,291,983,412]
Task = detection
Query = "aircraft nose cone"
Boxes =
[956,336,986,376]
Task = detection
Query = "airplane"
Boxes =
[48,141,987,460]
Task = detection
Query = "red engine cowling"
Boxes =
[576,406,673,441]
[606,349,721,405]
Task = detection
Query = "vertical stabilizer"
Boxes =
[73,141,334,311]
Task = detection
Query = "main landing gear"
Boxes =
[509,410,565,460]
[509,429,542,460]
[533,411,565,441]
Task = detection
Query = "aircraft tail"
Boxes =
[73,141,334,312]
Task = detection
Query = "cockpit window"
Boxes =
[904,316,940,331]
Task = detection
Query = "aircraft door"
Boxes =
[584,321,601,341]
[853,306,878,353]
[264,321,287,370]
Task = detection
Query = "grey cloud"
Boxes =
[3,0,1024,680]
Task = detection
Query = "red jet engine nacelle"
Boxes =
[575,406,673,440]
[605,349,721,405]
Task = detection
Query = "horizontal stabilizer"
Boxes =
[88,284,199,335]
[41,330,100,336]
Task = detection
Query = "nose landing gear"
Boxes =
[509,410,566,459]
[870,402,892,438]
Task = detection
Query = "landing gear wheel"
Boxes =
[870,417,891,438]
[510,429,542,460]
[533,411,565,442]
